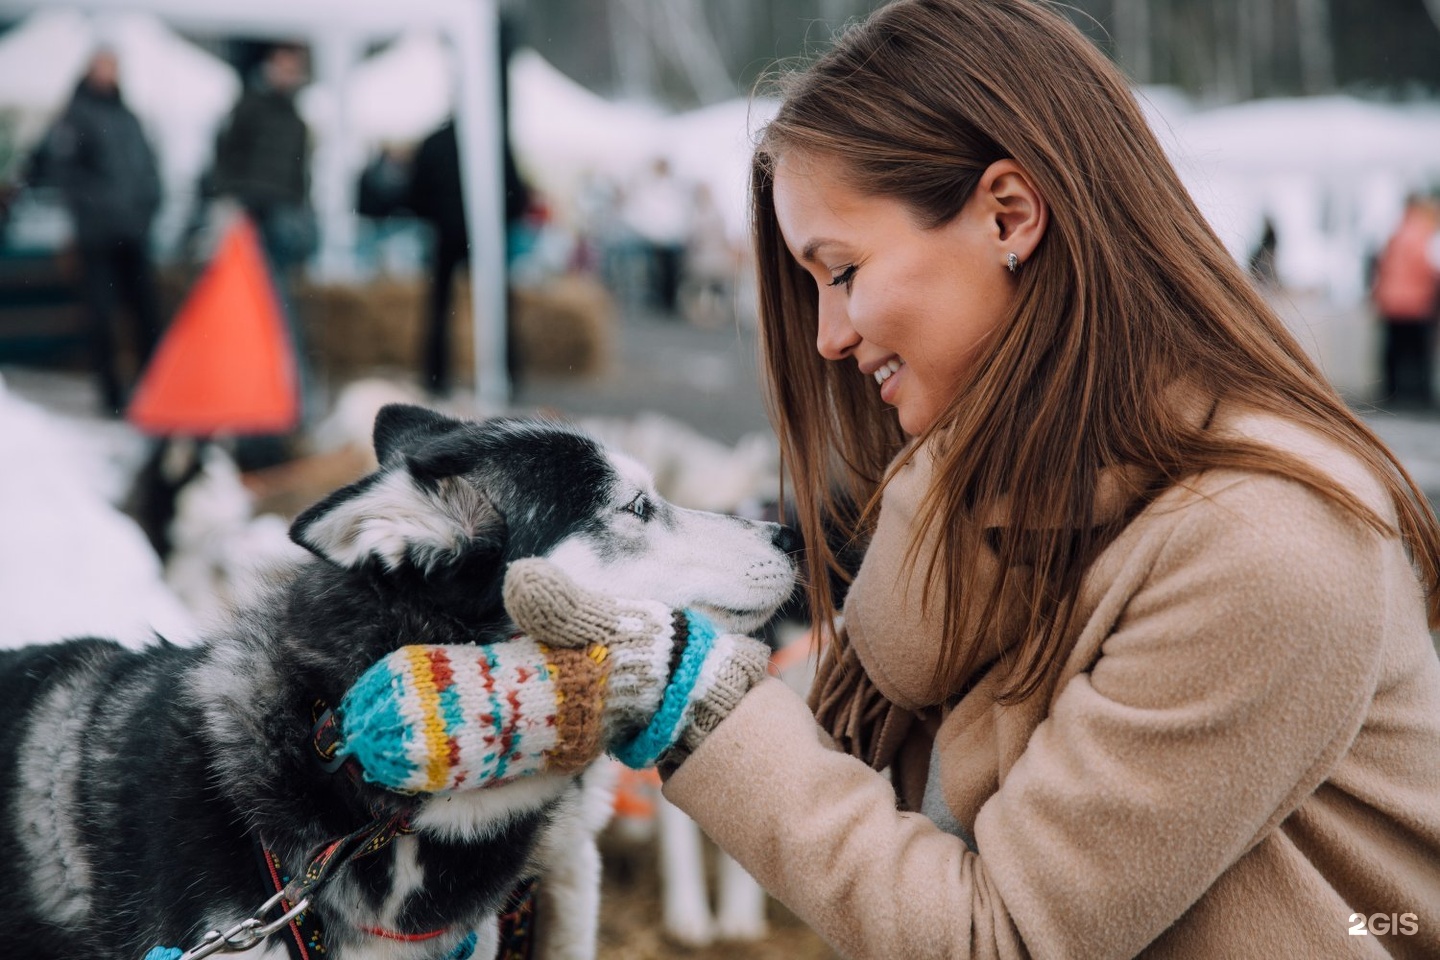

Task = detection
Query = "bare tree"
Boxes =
[1114,0,1153,82]
[1248,0,1275,97]
[1426,0,1440,34]
[659,0,737,103]
[610,0,659,100]
[1232,0,1255,99]
[1211,0,1239,101]
[1149,0,1173,87]
[1295,0,1336,93]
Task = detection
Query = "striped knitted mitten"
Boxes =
[334,637,611,793]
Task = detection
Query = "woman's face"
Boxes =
[772,152,1017,436]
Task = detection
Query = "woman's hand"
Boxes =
[504,558,772,769]
[330,558,771,794]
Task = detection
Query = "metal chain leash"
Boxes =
[167,889,312,959]
[148,808,414,960]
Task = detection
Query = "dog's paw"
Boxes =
[714,907,769,942]
[714,851,768,941]
[663,909,715,949]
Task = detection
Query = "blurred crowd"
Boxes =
[3,36,749,434]
[3,33,1436,452]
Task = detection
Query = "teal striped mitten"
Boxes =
[333,635,611,793]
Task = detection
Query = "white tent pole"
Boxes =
[452,0,509,412]
[310,29,363,282]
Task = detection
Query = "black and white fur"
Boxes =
[0,404,797,960]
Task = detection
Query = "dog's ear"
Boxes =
[373,403,464,465]
[404,432,482,484]
[290,465,505,573]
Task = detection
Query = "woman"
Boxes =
[341,1,1440,955]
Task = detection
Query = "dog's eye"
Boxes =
[623,493,651,520]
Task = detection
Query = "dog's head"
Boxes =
[290,404,798,633]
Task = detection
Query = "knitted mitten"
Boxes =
[503,558,771,770]
[334,637,612,793]
[332,559,769,794]
[501,558,689,747]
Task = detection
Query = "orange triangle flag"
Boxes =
[128,216,300,436]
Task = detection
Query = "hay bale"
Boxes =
[297,277,425,381]
[294,273,613,385]
[506,275,615,378]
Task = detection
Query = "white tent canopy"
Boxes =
[0,0,511,408]
[0,7,93,146]
[319,30,456,145]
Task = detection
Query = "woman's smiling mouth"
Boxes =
[874,358,905,402]
[873,358,903,387]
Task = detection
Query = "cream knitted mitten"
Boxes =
[504,558,772,768]
[501,558,686,747]
[330,559,769,794]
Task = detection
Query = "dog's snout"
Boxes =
[771,523,802,556]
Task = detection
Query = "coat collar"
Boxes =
[834,379,1216,714]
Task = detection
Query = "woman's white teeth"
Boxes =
[874,359,902,386]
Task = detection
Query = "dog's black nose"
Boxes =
[771,523,802,555]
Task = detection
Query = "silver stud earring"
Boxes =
[1006,252,1020,274]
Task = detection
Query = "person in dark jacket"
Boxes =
[212,43,315,276]
[212,43,315,466]
[49,48,163,415]
[405,10,530,399]
[407,119,468,398]
[407,111,530,397]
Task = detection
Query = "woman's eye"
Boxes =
[827,265,858,290]
[624,494,651,520]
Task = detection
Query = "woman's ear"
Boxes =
[977,159,1048,264]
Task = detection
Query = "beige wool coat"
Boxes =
[664,407,1440,959]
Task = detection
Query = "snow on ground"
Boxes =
[0,372,197,648]
[0,369,311,650]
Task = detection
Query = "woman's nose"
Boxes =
[815,299,861,361]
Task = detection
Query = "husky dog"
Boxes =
[0,404,797,960]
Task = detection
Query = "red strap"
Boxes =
[359,925,450,942]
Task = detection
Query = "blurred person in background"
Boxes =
[48,47,163,417]
[406,12,535,394]
[213,43,315,279]
[407,117,470,399]
[212,42,315,466]
[1247,215,1279,288]
[408,15,531,398]
[681,181,737,329]
[1371,194,1440,410]
[407,118,534,397]
[622,156,690,316]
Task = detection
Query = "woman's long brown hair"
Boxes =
[753,0,1440,704]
